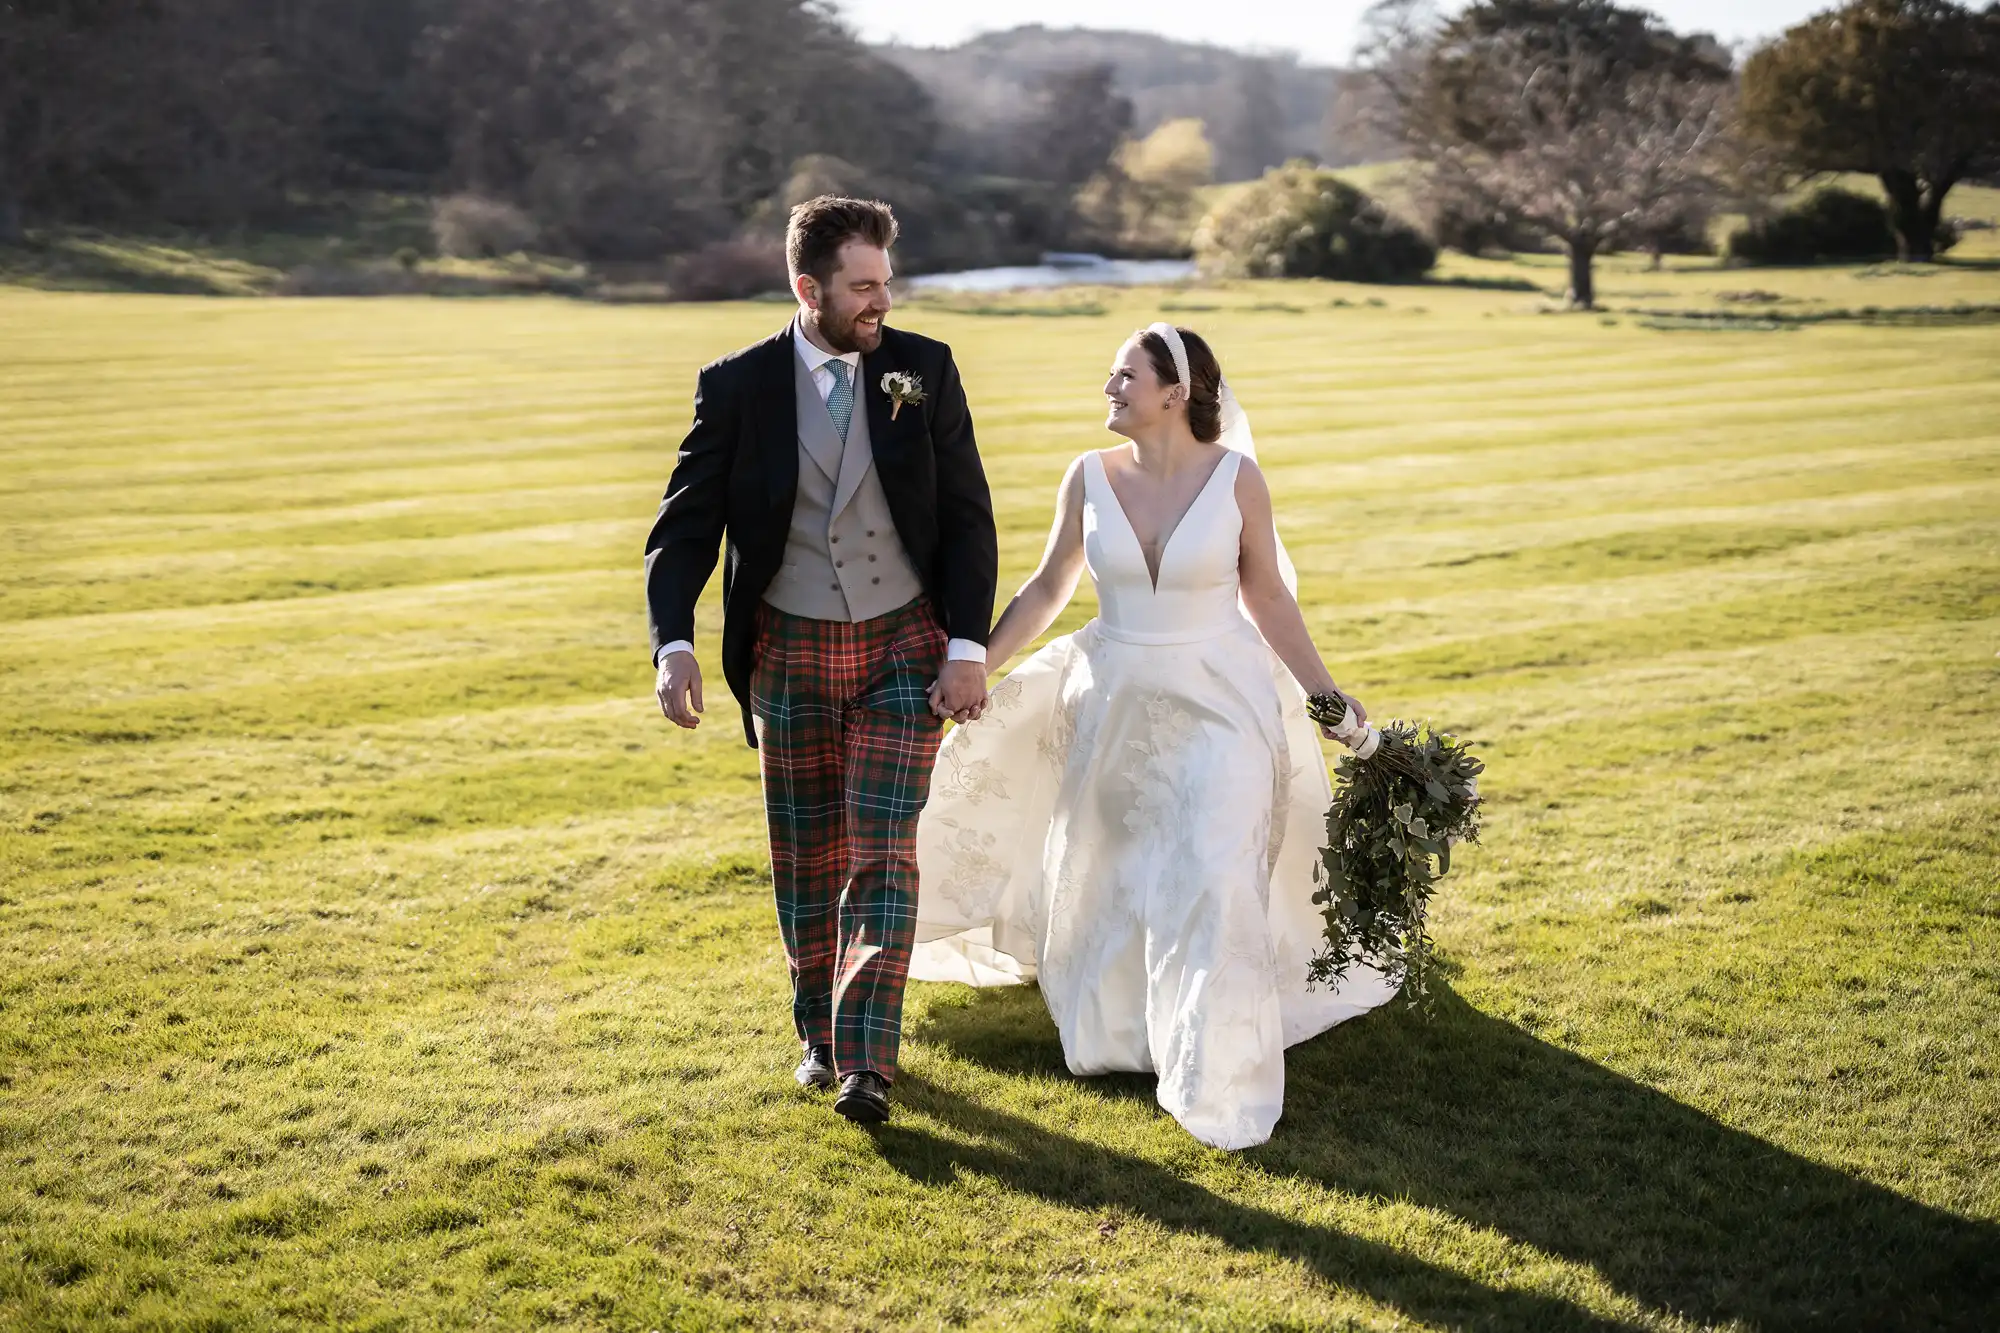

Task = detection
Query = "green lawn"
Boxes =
[2,260,1998,1330]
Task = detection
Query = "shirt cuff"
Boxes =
[945,638,987,666]
[655,640,694,667]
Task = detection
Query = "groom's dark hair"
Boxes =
[787,195,899,285]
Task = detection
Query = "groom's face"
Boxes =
[800,240,894,355]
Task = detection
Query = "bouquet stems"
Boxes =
[1305,694,1483,1009]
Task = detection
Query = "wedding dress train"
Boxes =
[912,448,1397,1149]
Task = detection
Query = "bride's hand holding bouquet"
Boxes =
[1305,692,1483,1008]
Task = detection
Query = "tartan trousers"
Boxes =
[750,597,948,1082]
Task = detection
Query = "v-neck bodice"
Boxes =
[1082,449,1245,645]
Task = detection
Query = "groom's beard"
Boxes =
[810,305,885,355]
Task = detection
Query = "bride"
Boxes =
[913,323,1399,1150]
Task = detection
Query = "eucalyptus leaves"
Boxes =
[1304,699,1484,1008]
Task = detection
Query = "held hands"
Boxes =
[929,658,989,725]
[656,651,703,729]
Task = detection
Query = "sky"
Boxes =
[833,0,1833,64]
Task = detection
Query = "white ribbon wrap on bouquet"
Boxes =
[1324,702,1382,759]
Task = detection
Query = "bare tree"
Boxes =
[1366,1,1733,308]
[1414,39,1731,306]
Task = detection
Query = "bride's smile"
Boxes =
[1102,338,1179,437]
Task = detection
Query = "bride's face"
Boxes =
[1103,338,1178,439]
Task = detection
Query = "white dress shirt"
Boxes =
[656,323,987,669]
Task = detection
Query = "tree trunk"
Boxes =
[1565,240,1596,310]
[1879,169,1933,263]
[0,169,21,246]
[0,111,20,245]
[1920,175,1955,260]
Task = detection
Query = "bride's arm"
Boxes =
[1234,460,1367,723]
[982,457,1089,669]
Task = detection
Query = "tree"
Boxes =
[1322,71,1407,168]
[1076,118,1214,254]
[1022,64,1134,186]
[1741,0,2000,262]
[0,0,453,237]
[1384,0,1733,308]
[1217,58,1288,180]
[419,0,941,259]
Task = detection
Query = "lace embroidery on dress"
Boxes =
[1265,697,1292,879]
[1121,693,1198,835]
[932,817,1008,915]
[935,739,1011,805]
[986,674,1028,715]
[1037,687,1080,775]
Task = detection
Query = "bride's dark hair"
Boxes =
[1135,325,1224,444]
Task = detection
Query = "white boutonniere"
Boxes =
[880,371,925,421]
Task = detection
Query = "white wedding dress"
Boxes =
[912,447,1398,1150]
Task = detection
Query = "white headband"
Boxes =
[1145,321,1191,399]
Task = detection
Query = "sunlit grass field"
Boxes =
[3,254,1998,1330]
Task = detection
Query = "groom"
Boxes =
[644,196,998,1123]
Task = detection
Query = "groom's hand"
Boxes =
[931,659,988,724]
[656,651,703,729]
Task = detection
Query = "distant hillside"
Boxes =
[877,25,1368,182]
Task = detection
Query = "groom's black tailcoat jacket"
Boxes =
[644,322,1000,747]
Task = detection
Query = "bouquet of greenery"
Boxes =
[1304,695,1484,1008]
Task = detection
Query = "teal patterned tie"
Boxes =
[825,359,854,440]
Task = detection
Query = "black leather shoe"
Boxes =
[794,1044,835,1090]
[834,1071,890,1123]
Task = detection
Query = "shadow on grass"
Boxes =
[904,985,1998,1331]
[1423,274,1549,293]
[880,1080,1634,1332]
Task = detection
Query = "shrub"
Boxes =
[1630,205,1717,258]
[1424,196,1549,257]
[1194,162,1435,283]
[667,237,788,302]
[431,194,539,260]
[1727,189,1898,265]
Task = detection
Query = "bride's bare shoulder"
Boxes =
[1053,453,1094,505]
[1230,452,1270,502]
[1068,447,1124,486]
